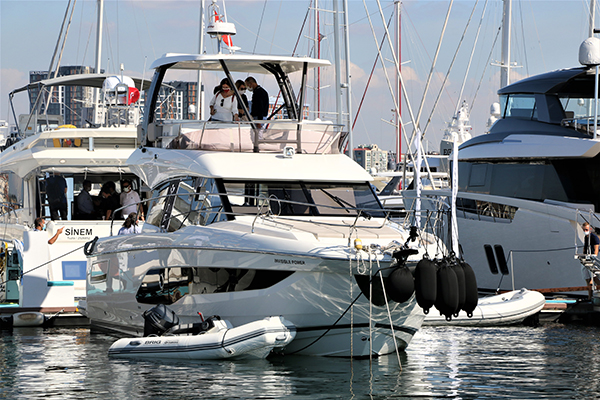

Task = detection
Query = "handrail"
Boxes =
[107,190,436,236]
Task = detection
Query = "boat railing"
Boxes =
[108,191,440,237]
[150,118,343,154]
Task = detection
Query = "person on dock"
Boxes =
[582,222,599,256]
[34,217,63,244]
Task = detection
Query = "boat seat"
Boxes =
[165,318,217,336]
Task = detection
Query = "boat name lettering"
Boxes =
[65,228,93,236]
[274,258,305,265]
[164,340,178,344]
[144,340,162,345]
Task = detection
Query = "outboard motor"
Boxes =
[143,304,180,337]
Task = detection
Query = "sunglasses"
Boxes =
[220,99,224,107]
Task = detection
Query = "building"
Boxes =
[156,81,199,120]
[29,66,99,127]
[350,144,389,173]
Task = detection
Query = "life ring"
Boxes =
[414,258,437,314]
[435,260,459,321]
[385,265,414,303]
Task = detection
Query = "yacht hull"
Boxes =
[85,227,425,357]
[406,190,590,295]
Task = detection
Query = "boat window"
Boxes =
[502,94,537,120]
[135,266,294,305]
[146,177,226,231]
[221,180,385,217]
[459,160,580,206]
[561,97,593,120]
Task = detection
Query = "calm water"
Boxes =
[1,323,599,399]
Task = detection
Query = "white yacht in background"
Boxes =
[81,44,451,357]
[439,100,472,174]
[415,40,600,296]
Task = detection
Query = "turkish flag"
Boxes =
[128,87,140,104]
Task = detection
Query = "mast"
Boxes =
[342,0,353,160]
[395,0,401,166]
[333,0,343,133]
[197,0,205,120]
[314,0,319,119]
[93,0,104,125]
[500,0,511,88]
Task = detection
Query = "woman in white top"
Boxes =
[209,78,239,122]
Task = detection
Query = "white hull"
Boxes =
[423,289,545,326]
[108,316,296,360]
[85,218,430,357]
[405,190,591,294]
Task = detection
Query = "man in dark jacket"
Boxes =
[245,76,269,122]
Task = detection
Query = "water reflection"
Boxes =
[2,324,600,399]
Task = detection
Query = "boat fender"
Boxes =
[435,261,459,321]
[12,312,46,327]
[385,266,415,303]
[83,236,99,256]
[450,260,466,317]
[414,258,437,314]
[460,261,479,317]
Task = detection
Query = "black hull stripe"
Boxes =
[295,323,417,336]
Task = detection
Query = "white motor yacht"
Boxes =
[81,49,452,357]
[408,41,600,296]
[0,73,150,310]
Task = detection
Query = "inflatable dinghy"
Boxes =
[108,305,295,360]
[423,288,545,326]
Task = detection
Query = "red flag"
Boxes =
[127,87,140,105]
[214,10,233,48]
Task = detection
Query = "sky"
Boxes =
[0,0,596,157]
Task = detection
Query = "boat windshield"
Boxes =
[500,94,538,120]
[222,180,385,218]
[144,177,386,231]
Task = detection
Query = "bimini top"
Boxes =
[498,67,592,96]
[9,73,153,96]
[150,53,331,74]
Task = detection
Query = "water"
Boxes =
[1,323,599,399]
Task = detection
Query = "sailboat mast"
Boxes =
[591,0,596,37]
[93,0,104,125]
[314,0,319,119]
[342,0,353,160]
[395,0,401,165]
[500,0,511,88]
[197,0,205,120]
[333,0,343,131]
